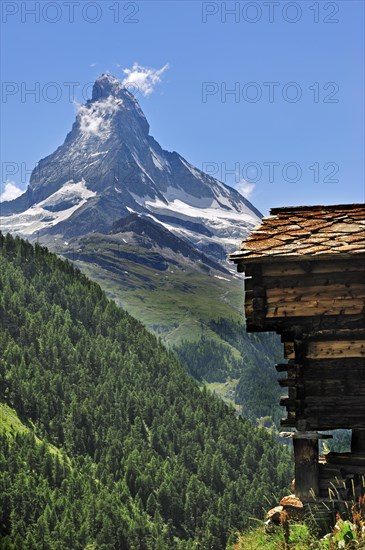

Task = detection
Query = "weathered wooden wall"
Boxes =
[240,256,365,431]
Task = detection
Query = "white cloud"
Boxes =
[78,103,103,135]
[236,180,255,199]
[121,62,169,96]
[76,95,122,137]
[0,181,24,202]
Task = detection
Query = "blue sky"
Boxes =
[1,0,364,214]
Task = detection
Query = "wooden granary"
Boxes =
[230,203,365,502]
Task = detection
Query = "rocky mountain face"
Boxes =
[0,73,261,262]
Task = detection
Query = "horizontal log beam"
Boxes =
[279,378,298,388]
[262,259,365,277]
[307,340,365,359]
[266,303,364,318]
[303,381,365,398]
[247,314,365,333]
[305,413,365,429]
[280,418,297,428]
[280,431,333,439]
[308,329,365,341]
[275,363,292,372]
[304,357,365,369]
[279,397,299,408]
[266,287,365,304]
[263,271,365,290]
[307,420,365,430]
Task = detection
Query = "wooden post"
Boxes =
[237,261,245,273]
[293,437,319,499]
[351,429,365,453]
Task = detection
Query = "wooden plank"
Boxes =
[266,283,365,298]
[266,303,364,318]
[304,402,365,410]
[279,378,298,388]
[309,329,365,341]
[266,296,365,307]
[262,259,365,277]
[304,357,365,369]
[303,380,365,397]
[307,340,365,359]
[263,271,365,290]
[304,378,365,388]
[280,419,297,428]
[247,313,365,333]
[304,417,365,430]
[304,404,365,416]
[275,363,292,372]
[304,415,365,426]
[304,374,365,383]
[325,452,365,466]
[305,409,365,417]
[283,422,302,429]
[266,287,365,304]
[280,431,333,439]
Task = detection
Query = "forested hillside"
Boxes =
[175,319,284,425]
[0,233,292,548]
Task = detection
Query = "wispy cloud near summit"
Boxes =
[121,62,169,96]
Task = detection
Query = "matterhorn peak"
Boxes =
[91,72,135,103]
[0,71,261,259]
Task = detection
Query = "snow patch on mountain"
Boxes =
[150,147,170,171]
[1,180,95,235]
[144,195,257,226]
[122,172,261,257]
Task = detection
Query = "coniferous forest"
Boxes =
[0,233,292,548]
[175,319,284,425]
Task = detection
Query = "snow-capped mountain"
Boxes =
[0,73,261,261]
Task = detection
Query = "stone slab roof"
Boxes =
[230,203,365,262]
